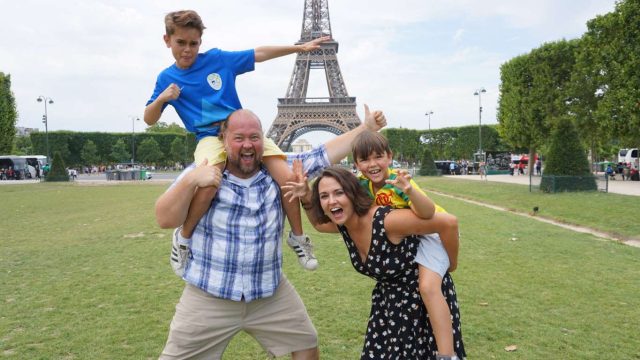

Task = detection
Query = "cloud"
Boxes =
[2,0,617,146]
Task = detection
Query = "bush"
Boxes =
[45,151,69,182]
[540,117,596,192]
[540,175,597,192]
[419,148,439,176]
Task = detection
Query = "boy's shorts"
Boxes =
[194,135,286,165]
[415,233,450,277]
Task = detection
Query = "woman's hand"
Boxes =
[282,159,310,203]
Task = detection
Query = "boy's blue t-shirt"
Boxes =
[147,48,255,140]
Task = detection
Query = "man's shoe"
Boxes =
[170,227,190,277]
[287,232,318,271]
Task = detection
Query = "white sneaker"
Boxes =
[287,232,318,271]
[170,227,190,277]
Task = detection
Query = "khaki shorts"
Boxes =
[159,276,317,359]
[194,135,286,165]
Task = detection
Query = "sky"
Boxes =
[2,0,617,146]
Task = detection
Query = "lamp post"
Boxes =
[425,110,433,131]
[36,96,54,163]
[130,116,140,165]
[473,88,486,162]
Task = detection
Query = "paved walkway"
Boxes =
[439,173,640,247]
[444,173,640,196]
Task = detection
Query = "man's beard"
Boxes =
[230,152,263,176]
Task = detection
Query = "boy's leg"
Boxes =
[431,213,459,272]
[418,266,454,357]
[180,163,223,238]
[170,137,225,277]
[181,136,227,239]
[263,156,318,271]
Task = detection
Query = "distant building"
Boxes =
[291,138,313,153]
[16,127,39,137]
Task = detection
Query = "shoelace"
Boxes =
[299,239,316,259]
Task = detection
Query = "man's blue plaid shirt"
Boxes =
[174,145,330,302]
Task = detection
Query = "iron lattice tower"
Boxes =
[266,0,360,150]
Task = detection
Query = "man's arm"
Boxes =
[155,160,221,228]
[254,36,330,63]
[324,104,387,164]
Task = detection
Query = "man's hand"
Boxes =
[385,169,413,195]
[159,83,182,102]
[299,36,330,52]
[363,104,387,131]
[282,159,310,203]
[188,158,222,188]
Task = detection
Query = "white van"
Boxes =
[618,148,639,168]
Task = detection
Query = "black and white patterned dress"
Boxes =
[337,206,466,359]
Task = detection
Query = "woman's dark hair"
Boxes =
[310,166,372,224]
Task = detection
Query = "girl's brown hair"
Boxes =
[309,166,372,224]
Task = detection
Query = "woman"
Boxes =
[287,165,465,359]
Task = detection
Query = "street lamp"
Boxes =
[425,111,434,131]
[36,96,54,163]
[473,87,486,162]
[130,116,140,165]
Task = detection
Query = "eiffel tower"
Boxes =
[266,0,361,151]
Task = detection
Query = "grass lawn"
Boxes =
[416,176,640,240]
[1,181,639,359]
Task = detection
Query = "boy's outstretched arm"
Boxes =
[387,171,436,219]
[254,36,330,62]
[324,104,386,164]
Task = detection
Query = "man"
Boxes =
[155,106,385,359]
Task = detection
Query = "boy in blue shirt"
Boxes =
[145,10,327,272]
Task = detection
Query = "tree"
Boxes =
[145,121,186,134]
[0,72,18,153]
[45,151,69,182]
[419,148,438,176]
[169,136,187,165]
[583,0,640,146]
[81,140,100,165]
[498,40,578,173]
[13,135,32,155]
[110,139,130,163]
[137,137,164,164]
[540,117,596,192]
[569,34,607,163]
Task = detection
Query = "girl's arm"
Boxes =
[384,210,459,270]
